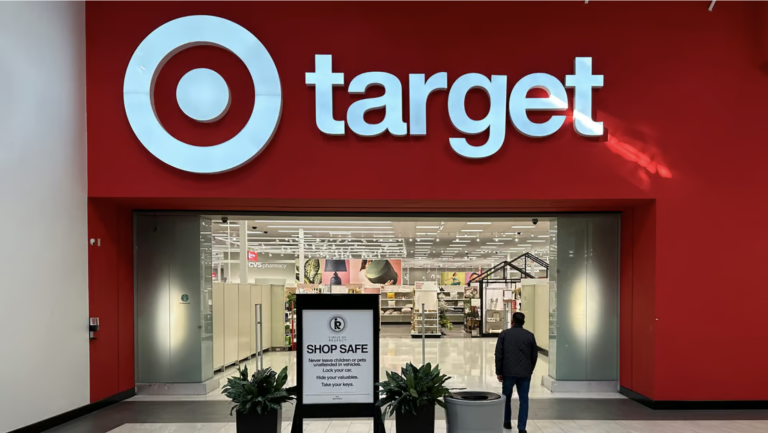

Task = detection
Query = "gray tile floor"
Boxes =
[104,420,768,433]
[45,400,768,433]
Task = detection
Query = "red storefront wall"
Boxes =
[85,1,768,403]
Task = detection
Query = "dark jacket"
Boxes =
[495,325,538,377]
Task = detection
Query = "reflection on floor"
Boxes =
[130,337,621,402]
[106,420,768,433]
[380,324,466,339]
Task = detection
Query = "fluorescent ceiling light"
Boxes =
[461,229,484,232]
[454,240,471,243]
[278,230,394,234]
[518,244,532,246]
[486,243,503,245]
[416,226,440,229]
[445,248,462,250]
[512,225,535,229]
[538,235,550,238]
[467,222,492,225]
[415,242,433,245]
[374,235,395,238]
[527,240,546,243]
[416,238,434,241]
[290,234,314,237]
[268,225,391,229]
[417,232,437,235]
[251,220,391,224]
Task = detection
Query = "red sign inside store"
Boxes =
[247,251,258,262]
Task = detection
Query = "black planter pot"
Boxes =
[396,405,435,433]
[235,408,282,433]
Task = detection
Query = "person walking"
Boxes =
[495,312,538,432]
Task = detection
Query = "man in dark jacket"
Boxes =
[495,312,538,432]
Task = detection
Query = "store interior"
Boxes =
[204,216,554,370]
[131,213,623,399]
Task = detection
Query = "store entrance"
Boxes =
[133,213,620,397]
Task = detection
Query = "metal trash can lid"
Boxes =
[446,391,502,401]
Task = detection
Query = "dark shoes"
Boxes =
[503,422,526,432]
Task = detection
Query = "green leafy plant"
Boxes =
[222,365,297,415]
[439,314,453,331]
[438,296,453,331]
[376,363,451,418]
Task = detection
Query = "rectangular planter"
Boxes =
[235,408,282,433]
[395,405,435,433]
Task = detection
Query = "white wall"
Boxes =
[0,2,88,431]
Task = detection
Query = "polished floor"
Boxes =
[43,334,768,432]
[45,399,768,433]
[104,420,768,433]
[130,335,621,402]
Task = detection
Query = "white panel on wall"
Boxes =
[213,283,225,370]
[224,284,239,366]
[535,282,550,350]
[0,2,88,431]
[238,284,251,360]
[250,285,261,354]
[271,285,286,348]
[520,280,536,333]
[261,285,272,350]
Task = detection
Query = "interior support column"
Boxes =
[239,221,248,284]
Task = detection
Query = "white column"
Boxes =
[0,3,88,431]
[239,221,248,284]
[299,228,305,285]
[227,224,232,282]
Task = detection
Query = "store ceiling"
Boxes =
[206,216,553,267]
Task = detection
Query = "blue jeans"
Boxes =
[502,376,531,430]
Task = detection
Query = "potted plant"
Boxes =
[222,365,296,433]
[438,293,453,335]
[376,363,451,433]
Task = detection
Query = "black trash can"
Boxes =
[445,391,504,433]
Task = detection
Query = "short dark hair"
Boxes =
[512,312,525,326]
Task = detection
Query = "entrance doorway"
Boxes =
[132,213,620,398]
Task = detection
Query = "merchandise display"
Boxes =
[484,282,516,334]
[463,285,481,337]
[380,286,415,323]
[210,218,553,340]
[438,287,465,323]
[411,287,440,338]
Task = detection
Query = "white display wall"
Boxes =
[0,3,88,431]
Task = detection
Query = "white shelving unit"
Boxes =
[381,286,414,323]
[411,288,441,338]
[439,289,466,323]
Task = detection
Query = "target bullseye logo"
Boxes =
[123,15,281,174]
